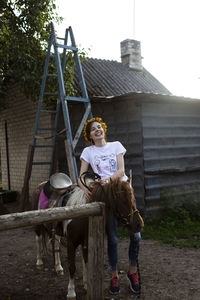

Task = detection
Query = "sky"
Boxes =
[55,0,200,99]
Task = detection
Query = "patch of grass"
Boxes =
[118,225,129,239]
[142,219,200,248]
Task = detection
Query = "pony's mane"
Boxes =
[63,177,135,225]
[89,178,135,218]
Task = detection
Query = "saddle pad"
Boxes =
[39,188,49,209]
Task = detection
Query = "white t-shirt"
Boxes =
[80,141,128,181]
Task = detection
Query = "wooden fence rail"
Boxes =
[0,202,105,300]
[0,202,104,231]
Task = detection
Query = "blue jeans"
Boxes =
[106,213,141,271]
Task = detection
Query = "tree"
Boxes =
[0,0,62,106]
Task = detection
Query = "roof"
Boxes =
[80,58,172,97]
[93,92,200,103]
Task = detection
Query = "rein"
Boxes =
[135,234,141,300]
[79,171,101,192]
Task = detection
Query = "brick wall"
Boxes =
[0,84,52,195]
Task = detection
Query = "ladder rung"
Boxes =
[44,92,58,96]
[37,128,56,131]
[65,96,90,103]
[55,43,77,51]
[57,37,65,40]
[35,145,53,148]
[32,162,51,165]
[40,110,57,114]
[47,74,57,77]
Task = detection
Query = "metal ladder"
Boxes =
[20,22,92,209]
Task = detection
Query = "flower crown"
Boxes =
[83,117,107,141]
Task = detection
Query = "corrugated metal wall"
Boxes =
[142,101,200,213]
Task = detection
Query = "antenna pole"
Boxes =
[133,0,136,39]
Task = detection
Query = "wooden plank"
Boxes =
[0,203,104,232]
[20,144,34,211]
[64,139,77,184]
[145,165,200,175]
[87,206,105,300]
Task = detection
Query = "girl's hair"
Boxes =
[83,117,107,145]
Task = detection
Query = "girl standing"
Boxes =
[78,117,141,295]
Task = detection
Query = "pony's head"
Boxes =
[90,178,144,233]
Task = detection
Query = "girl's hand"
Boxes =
[99,178,110,186]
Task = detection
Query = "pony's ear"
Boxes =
[127,177,130,184]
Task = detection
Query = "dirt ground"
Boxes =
[0,201,200,300]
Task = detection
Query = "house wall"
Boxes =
[142,100,200,214]
[0,84,52,196]
[3,86,200,215]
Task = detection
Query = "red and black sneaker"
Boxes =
[109,276,120,294]
[127,272,140,293]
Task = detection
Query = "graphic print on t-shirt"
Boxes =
[94,153,117,174]
[109,158,116,172]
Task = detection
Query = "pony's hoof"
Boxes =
[36,264,43,270]
[56,269,64,276]
[66,298,76,300]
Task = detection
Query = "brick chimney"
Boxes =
[120,39,143,71]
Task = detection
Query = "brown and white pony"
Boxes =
[31,174,144,299]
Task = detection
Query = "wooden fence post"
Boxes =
[87,205,105,300]
[20,144,34,211]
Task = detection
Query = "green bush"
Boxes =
[161,197,200,222]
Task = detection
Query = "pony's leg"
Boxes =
[67,241,76,299]
[54,234,64,275]
[67,278,76,299]
[82,245,88,291]
[82,257,87,291]
[36,234,43,269]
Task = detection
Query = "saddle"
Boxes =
[39,173,73,209]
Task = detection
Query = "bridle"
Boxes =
[110,185,139,227]
[121,209,140,227]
